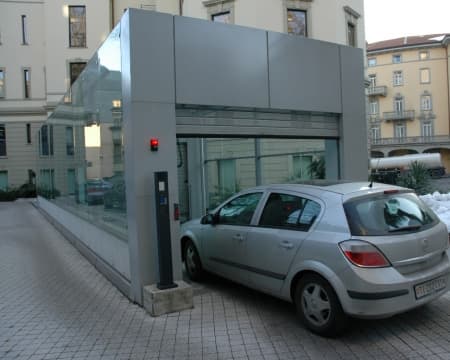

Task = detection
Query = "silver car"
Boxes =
[180,182,450,336]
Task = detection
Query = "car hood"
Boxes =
[181,218,202,232]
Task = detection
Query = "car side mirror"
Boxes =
[201,213,219,225]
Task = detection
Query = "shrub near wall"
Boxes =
[0,183,37,201]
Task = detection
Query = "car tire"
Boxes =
[295,273,347,337]
[183,240,203,281]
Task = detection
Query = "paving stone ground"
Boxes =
[2,200,450,360]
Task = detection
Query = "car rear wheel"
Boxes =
[184,240,203,281]
[295,274,347,337]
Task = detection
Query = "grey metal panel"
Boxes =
[176,108,339,138]
[174,16,269,108]
[268,33,342,113]
[339,46,368,180]
[128,9,175,103]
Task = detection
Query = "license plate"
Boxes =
[414,276,447,300]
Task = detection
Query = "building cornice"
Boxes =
[367,42,445,55]
[0,107,47,116]
[202,0,234,7]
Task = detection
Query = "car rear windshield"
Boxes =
[344,192,439,236]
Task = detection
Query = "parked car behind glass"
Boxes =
[180,182,450,336]
[85,179,112,205]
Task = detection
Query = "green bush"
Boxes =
[0,189,17,201]
[396,161,431,195]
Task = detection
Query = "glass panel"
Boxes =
[260,139,325,183]
[259,193,308,229]
[21,15,28,44]
[206,138,256,209]
[287,9,306,36]
[70,62,86,85]
[368,58,376,67]
[37,23,125,239]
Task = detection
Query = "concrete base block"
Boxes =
[143,280,193,316]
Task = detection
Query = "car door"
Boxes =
[203,192,263,284]
[245,191,321,295]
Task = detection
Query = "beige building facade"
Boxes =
[0,0,364,192]
[367,34,450,171]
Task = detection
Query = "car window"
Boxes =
[344,192,438,236]
[259,193,320,231]
[218,192,263,225]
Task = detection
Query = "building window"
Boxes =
[369,74,376,88]
[204,0,235,24]
[393,71,403,86]
[394,123,406,139]
[371,126,380,142]
[0,69,4,98]
[419,51,429,60]
[392,54,402,63]
[66,126,74,155]
[211,11,230,23]
[347,22,356,47]
[0,171,7,191]
[420,68,430,83]
[39,169,55,192]
[421,94,432,111]
[287,9,307,36]
[0,124,6,156]
[422,122,433,137]
[21,15,28,44]
[394,96,404,113]
[26,123,31,144]
[67,169,76,195]
[69,6,86,48]
[369,100,379,115]
[70,62,86,85]
[23,68,30,99]
[344,6,360,47]
[368,58,377,67]
[39,125,54,156]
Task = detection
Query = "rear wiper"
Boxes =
[388,225,422,233]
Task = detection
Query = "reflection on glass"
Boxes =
[36,23,126,240]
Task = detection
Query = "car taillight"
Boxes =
[339,240,390,268]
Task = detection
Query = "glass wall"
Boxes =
[35,24,126,240]
[191,138,334,212]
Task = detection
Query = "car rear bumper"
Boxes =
[338,253,450,318]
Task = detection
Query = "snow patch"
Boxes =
[420,192,450,232]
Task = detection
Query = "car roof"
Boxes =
[247,181,408,196]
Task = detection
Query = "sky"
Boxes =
[364,0,450,44]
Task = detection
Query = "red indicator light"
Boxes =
[150,138,159,151]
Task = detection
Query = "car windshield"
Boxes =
[344,192,439,236]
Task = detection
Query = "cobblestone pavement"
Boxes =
[2,200,450,360]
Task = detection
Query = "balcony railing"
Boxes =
[383,110,415,121]
[367,86,387,97]
[370,135,450,146]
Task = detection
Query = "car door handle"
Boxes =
[279,241,293,249]
[233,234,244,242]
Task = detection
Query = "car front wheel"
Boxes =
[183,240,203,281]
[295,274,347,337]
